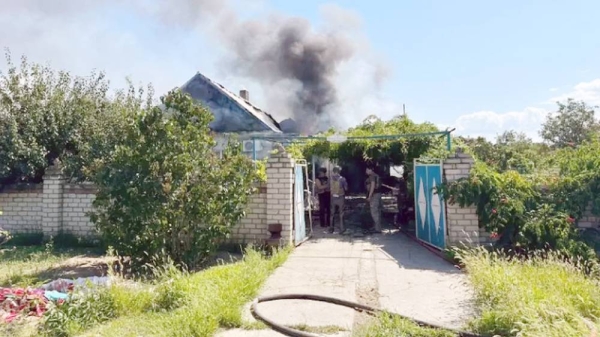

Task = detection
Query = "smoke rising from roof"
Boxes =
[146,0,388,133]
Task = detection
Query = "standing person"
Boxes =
[366,165,383,233]
[329,167,348,234]
[384,171,409,228]
[315,167,331,228]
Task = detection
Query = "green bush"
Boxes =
[441,163,539,242]
[441,161,596,259]
[43,289,119,337]
[89,90,258,270]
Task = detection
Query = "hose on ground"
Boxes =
[250,294,490,337]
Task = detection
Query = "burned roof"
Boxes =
[180,72,282,133]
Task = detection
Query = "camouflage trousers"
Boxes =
[331,197,345,232]
[370,193,382,231]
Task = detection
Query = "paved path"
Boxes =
[217,230,474,336]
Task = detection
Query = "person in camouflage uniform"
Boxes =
[329,167,348,234]
[365,165,383,233]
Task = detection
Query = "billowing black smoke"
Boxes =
[146,0,381,133]
[222,15,354,132]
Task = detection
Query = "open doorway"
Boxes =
[251,120,455,242]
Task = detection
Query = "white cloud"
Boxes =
[453,108,547,140]
[0,1,208,98]
[550,79,600,106]
[452,78,600,140]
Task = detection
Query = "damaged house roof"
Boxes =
[180,72,283,133]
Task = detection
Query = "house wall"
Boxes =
[214,133,275,161]
[0,150,297,246]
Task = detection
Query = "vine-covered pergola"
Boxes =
[250,130,454,164]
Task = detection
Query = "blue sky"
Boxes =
[1,0,599,139]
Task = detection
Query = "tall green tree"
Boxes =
[540,99,598,148]
[459,131,551,174]
[0,51,145,185]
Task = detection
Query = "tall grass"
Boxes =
[458,247,600,337]
[49,247,291,337]
[353,314,457,337]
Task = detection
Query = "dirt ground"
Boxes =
[36,255,113,281]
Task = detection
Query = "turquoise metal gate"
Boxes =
[413,160,446,250]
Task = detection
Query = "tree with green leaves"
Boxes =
[89,90,258,269]
[540,99,599,148]
[458,131,552,174]
[0,51,146,185]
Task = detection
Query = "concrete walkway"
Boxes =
[218,230,474,336]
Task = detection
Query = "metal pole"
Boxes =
[311,155,316,198]
[446,133,452,151]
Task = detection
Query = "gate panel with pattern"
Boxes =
[413,160,446,250]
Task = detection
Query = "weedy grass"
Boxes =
[64,247,291,337]
[355,247,600,337]
[459,247,600,337]
[353,314,457,337]
[0,246,289,337]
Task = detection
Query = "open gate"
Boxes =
[414,159,446,250]
[293,161,312,246]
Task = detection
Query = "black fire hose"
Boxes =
[250,294,491,337]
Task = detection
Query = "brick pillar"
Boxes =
[444,149,484,246]
[266,148,295,245]
[42,163,65,237]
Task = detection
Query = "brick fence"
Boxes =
[443,149,489,246]
[3,147,598,249]
[0,149,297,246]
[443,149,600,247]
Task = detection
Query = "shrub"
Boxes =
[441,163,539,243]
[441,162,596,259]
[89,90,258,270]
[43,289,118,337]
[520,205,596,260]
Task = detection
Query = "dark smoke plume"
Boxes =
[146,0,380,133]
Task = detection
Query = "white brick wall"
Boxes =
[0,152,297,247]
[265,151,295,245]
[444,150,489,246]
[62,183,97,237]
[229,185,268,243]
[0,185,43,233]
[5,151,595,248]
[578,204,600,229]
